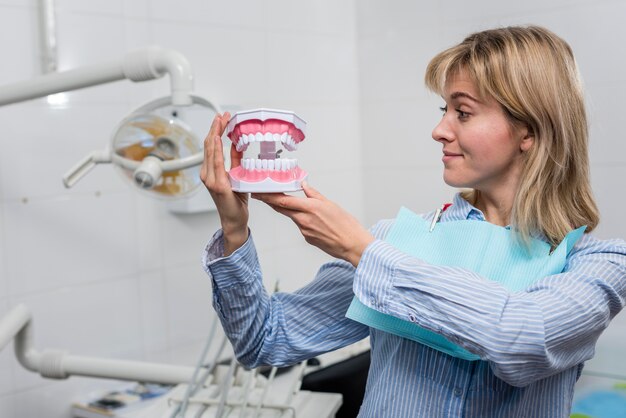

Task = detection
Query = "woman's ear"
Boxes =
[520,127,534,152]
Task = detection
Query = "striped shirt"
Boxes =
[203,194,626,417]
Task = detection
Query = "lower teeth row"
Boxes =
[240,158,298,171]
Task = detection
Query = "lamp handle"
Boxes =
[62,150,111,188]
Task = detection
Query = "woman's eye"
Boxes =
[439,105,447,114]
[456,109,469,119]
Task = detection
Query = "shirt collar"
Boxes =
[447,193,486,221]
[447,193,515,230]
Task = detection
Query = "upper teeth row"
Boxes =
[236,132,297,152]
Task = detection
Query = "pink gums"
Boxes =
[227,119,305,143]
[229,165,307,183]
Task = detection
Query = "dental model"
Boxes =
[226,108,307,192]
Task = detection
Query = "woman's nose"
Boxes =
[432,117,452,143]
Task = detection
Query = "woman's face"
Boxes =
[431,70,532,195]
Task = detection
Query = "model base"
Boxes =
[229,173,308,193]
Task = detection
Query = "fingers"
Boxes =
[230,143,243,169]
[212,135,228,183]
[202,113,231,190]
[265,202,300,219]
[301,181,325,200]
[252,193,311,212]
[219,111,231,136]
[201,120,218,185]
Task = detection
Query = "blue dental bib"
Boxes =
[346,206,585,361]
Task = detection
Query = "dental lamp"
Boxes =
[63,94,219,199]
[0,46,220,199]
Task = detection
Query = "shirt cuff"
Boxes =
[353,239,413,314]
[202,228,258,289]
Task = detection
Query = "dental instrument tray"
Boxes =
[225,108,307,193]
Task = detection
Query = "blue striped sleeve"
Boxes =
[203,229,369,369]
[354,228,626,387]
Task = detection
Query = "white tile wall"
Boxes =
[266,0,356,36]
[0,301,15,397]
[3,193,139,296]
[266,31,358,105]
[0,392,15,418]
[136,270,169,360]
[148,0,269,31]
[586,80,626,169]
[56,0,125,16]
[287,103,362,172]
[360,98,443,171]
[0,5,38,82]
[0,205,7,301]
[1,0,625,416]
[590,165,626,241]
[162,263,214,348]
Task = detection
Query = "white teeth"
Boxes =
[241,158,298,171]
[284,134,297,151]
[238,131,301,153]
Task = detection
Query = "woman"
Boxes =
[200,26,626,417]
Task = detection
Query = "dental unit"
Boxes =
[226,108,308,193]
[0,304,337,418]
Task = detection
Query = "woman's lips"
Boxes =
[442,151,463,163]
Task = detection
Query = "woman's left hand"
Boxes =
[252,182,375,267]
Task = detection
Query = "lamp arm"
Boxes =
[63,150,204,189]
[0,46,194,107]
[109,151,203,173]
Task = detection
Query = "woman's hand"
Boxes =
[252,182,375,267]
[200,112,249,256]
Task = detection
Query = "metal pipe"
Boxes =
[0,304,31,353]
[0,47,193,107]
[1,304,199,384]
[38,0,57,73]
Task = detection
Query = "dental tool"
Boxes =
[173,320,225,418]
[225,109,308,193]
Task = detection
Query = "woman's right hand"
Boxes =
[200,112,249,256]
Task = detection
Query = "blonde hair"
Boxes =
[425,25,599,246]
